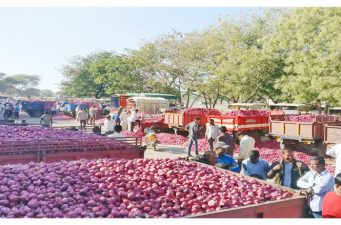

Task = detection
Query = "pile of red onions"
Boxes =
[0,125,99,141]
[224,110,270,117]
[283,114,338,123]
[52,113,74,121]
[182,108,221,116]
[122,131,144,138]
[156,133,188,146]
[0,125,139,155]
[0,158,293,218]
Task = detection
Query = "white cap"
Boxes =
[215,141,230,149]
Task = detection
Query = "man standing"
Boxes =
[217,126,235,156]
[119,110,129,131]
[326,144,341,176]
[205,119,220,151]
[322,173,341,218]
[241,150,270,180]
[297,156,335,218]
[89,105,97,125]
[238,132,256,162]
[267,149,309,189]
[77,108,87,131]
[40,111,52,128]
[128,109,139,132]
[186,117,201,157]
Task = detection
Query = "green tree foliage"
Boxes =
[267,8,341,106]
[59,8,341,108]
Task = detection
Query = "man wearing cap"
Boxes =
[241,150,270,180]
[215,142,240,172]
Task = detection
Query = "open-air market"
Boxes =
[0,7,341,219]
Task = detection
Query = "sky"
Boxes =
[0,7,258,92]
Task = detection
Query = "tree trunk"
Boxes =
[190,94,201,108]
[212,91,220,109]
[185,89,191,108]
[203,93,208,108]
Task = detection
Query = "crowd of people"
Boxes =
[0,98,20,121]
[183,117,341,218]
[102,106,142,134]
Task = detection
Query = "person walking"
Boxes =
[217,126,235,156]
[186,117,201,157]
[205,119,220,151]
[40,111,52,128]
[322,173,341,218]
[297,156,335,218]
[241,150,270,180]
[267,148,309,189]
[77,108,87,131]
[326,144,341,176]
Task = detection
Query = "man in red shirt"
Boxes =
[322,173,341,218]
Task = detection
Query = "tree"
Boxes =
[266,8,341,106]
[1,74,40,96]
[60,52,112,99]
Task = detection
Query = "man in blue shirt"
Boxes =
[297,156,335,218]
[215,142,240,172]
[241,150,270,180]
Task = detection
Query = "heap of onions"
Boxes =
[224,110,270,117]
[52,113,74,121]
[0,158,293,218]
[0,125,140,155]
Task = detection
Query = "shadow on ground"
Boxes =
[154,145,187,154]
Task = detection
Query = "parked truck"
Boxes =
[269,115,340,156]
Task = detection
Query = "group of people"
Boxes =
[0,99,20,121]
[201,143,341,218]
[76,105,97,131]
[102,107,142,134]
[185,118,341,218]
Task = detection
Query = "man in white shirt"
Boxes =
[119,110,130,131]
[237,133,256,161]
[128,109,139,132]
[326,144,341,176]
[205,119,220,151]
[297,156,335,218]
[103,115,114,135]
